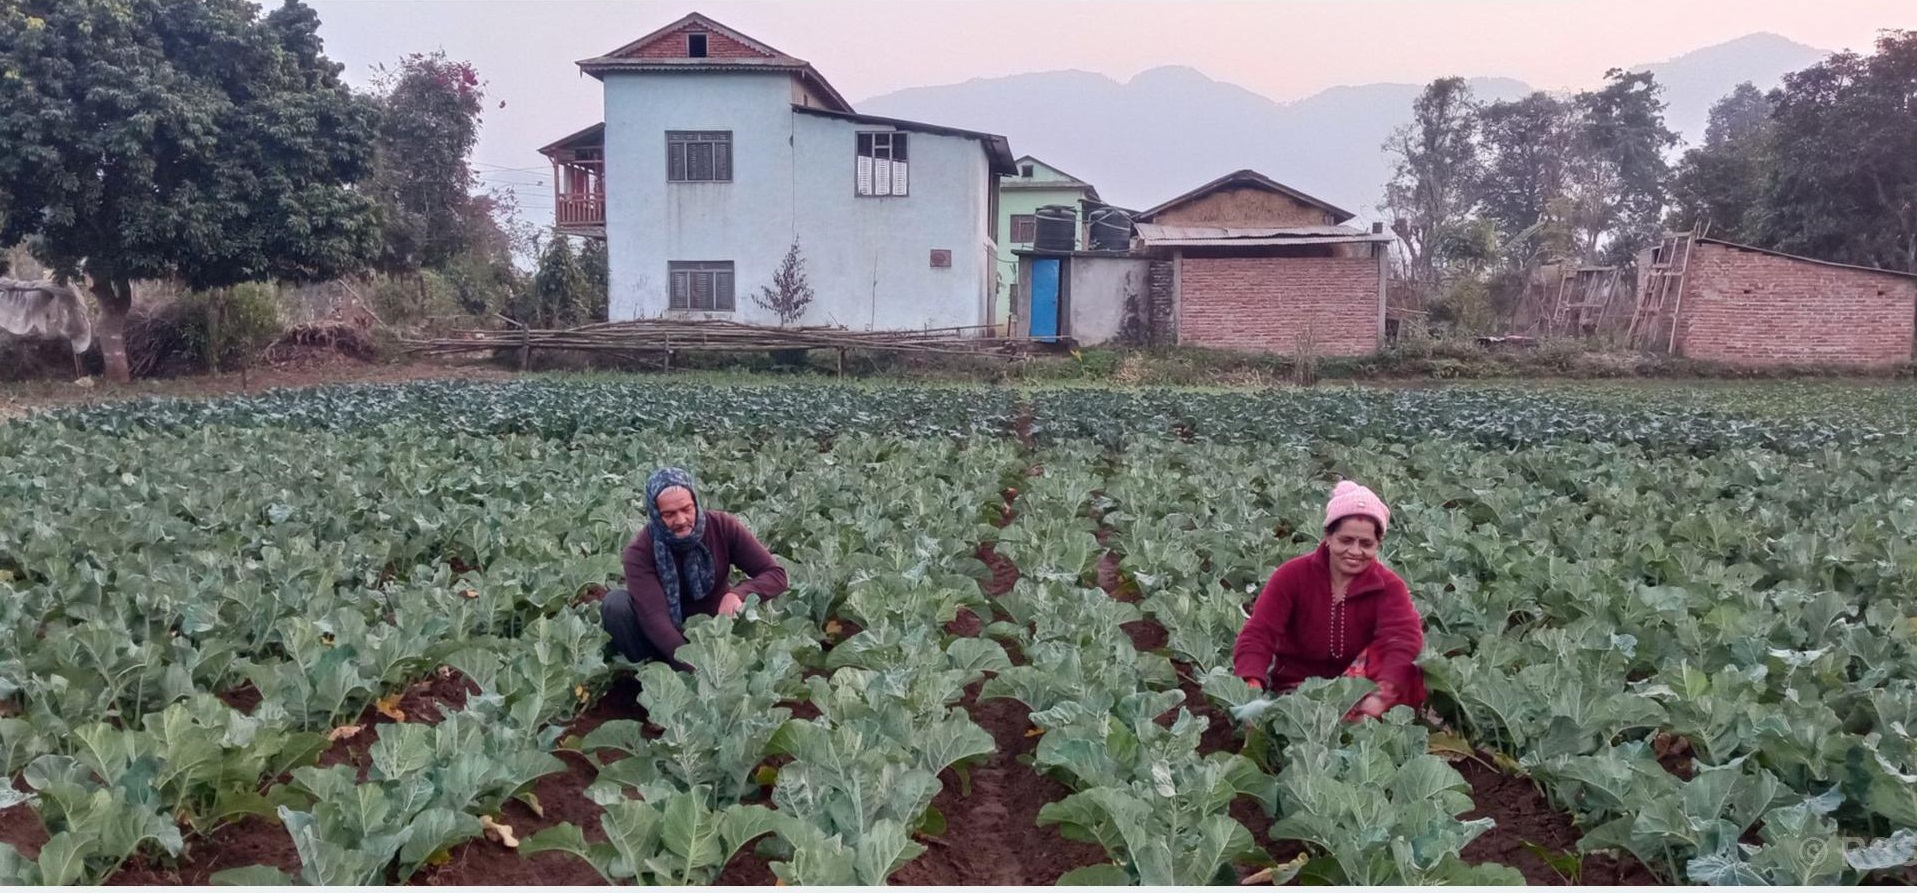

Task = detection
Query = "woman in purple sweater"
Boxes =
[600,468,788,671]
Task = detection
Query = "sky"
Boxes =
[298,0,1914,219]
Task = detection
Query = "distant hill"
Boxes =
[860,33,1828,219]
[1628,32,1827,145]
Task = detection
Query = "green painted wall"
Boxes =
[994,158,1095,330]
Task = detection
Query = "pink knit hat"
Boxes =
[1324,480,1389,536]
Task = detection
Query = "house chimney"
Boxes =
[1371,222,1384,234]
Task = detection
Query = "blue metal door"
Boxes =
[1031,258,1061,342]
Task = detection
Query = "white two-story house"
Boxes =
[539,13,1017,331]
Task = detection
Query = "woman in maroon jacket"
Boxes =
[600,467,788,672]
[1232,481,1426,721]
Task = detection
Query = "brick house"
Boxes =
[1641,236,1917,367]
[1133,170,1391,356]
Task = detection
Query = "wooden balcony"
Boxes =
[540,123,607,238]
[555,183,605,234]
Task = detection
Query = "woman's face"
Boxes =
[1326,516,1381,578]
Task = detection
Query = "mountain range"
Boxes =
[858,32,1828,220]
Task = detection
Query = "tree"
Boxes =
[1755,30,1917,274]
[1566,69,1679,264]
[0,0,380,381]
[439,189,526,318]
[523,235,589,329]
[579,239,610,322]
[368,51,488,274]
[1474,92,1578,248]
[1667,83,1775,241]
[1382,77,1483,292]
[1473,92,1581,324]
[752,239,815,326]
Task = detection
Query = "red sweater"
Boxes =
[1231,543,1426,706]
[622,510,788,662]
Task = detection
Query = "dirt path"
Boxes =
[890,690,1107,885]
[890,421,1112,885]
[1456,759,1658,885]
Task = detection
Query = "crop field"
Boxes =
[3,378,1917,885]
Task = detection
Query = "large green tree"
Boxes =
[1382,77,1483,292]
[1755,30,1917,274]
[1667,83,1774,241]
[1473,73,1675,270]
[1474,91,1579,260]
[1566,69,1678,264]
[0,0,380,380]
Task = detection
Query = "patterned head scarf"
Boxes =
[646,467,714,628]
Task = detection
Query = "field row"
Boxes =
[23,378,1915,454]
[2,380,1916,884]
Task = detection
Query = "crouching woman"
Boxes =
[1232,481,1426,721]
[601,468,788,672]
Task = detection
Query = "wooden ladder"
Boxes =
[1627,232,1694,351]
[1550,266,1621,337]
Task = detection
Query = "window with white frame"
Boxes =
[856,132,908,196]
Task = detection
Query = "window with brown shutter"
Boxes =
[855,132,908,196]
[667,131,732,182]
[1010,215,1037,243]
[667,261,735,311]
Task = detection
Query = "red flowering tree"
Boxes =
[368,51,490,274]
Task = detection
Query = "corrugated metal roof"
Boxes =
[1144,234,1394,247]
[1696,237,1917,280]
[1135,223,1388,246]
[538,122,605,156]
[1134,170,1355,224]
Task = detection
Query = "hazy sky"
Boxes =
[300,0,1913,216]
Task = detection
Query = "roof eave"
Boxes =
[576,59,853,112]
[538,121,606,157]
[799,69,856,114]
[1137,169,1354,224]
[1000,181,1099,192]
[587,12,804,71]
[1011,154,1098,191]
[1694,237,1917,280]
[793,106,1018,175]
[1140,235,1392,248]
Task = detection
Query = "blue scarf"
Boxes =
[646,467,715,629]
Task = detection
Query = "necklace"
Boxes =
[1329,580,1349,659]
[1330,596,1346,659]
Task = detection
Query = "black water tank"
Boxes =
[1034,205,1076,251]
[1087,206,1133,251]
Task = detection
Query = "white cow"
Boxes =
[0,277,93,377]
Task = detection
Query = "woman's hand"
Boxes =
[718,592,745,617]
[1346,692,1391,722]
[1244,678,1264,692]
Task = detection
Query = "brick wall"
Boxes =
[1677,242,1917,367]
[1148,260,1175,345]
[631,26,769,59]
[1178,256,1381,356]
